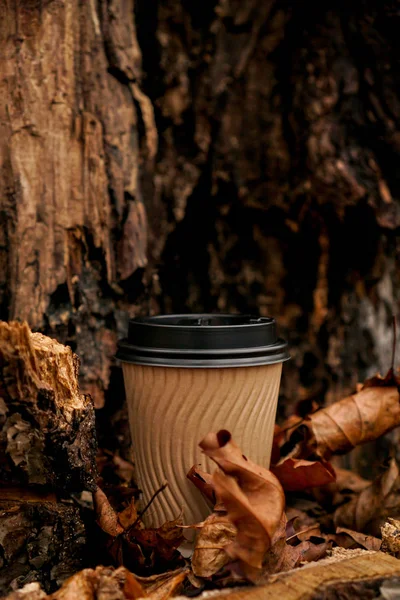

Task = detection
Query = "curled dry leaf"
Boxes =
[272,400,321,464]
[93,486,124,537]
[199,430,285,580]
[191,512,237,578]
[334,459,400,536]
[187,465,216,504]
[288,374,400,460]
[271,458,336,491]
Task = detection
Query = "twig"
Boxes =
[286,524,321,543]
[125,482,168,535]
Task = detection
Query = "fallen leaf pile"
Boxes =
[5,366,400,599]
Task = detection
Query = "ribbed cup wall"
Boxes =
[122,363,282,527]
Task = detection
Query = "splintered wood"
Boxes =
[0,321,98,594]
[0,321,97,491]
[176,552,400,600]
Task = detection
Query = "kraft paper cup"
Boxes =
[117,314,289,528]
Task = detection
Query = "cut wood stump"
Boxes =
[189,550,400,600]
[0,321,98,595]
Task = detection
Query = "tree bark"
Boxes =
[0,0,152,409]
[0,2,399,457]
[0,322,97,594]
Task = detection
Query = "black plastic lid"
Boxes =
[116,314,289,368]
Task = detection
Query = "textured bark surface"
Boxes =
[0,0,152,409]
[0,321,97,491]
[0,322,97,596]
[0,499,87,595]
[0,2,399,448]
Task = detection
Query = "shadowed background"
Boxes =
[1,0,399,472]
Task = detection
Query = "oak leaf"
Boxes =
[199,430,285,580]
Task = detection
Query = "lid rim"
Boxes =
[118,313,289,367]
[131,313,274,329]
[116,353,290,368]
[116,338,288,355]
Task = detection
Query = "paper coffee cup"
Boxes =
[117,314,289,528]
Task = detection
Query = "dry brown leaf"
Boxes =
[121,515,185,575]
[333,467,371,494]
[199,430,285,580]
[119,568,147,599]
[312,466,371,507]
[262,516,330,577]
[93,486,124,537]
[191,512,237,577]
[52,566,146,600]
[136,568,189,599]
[333,527,382,551]
[118,499,139,530]
[334,459,400,535]
[286,522,322,544]
[187,465,216,504]
[271,458,336,491]
[152,514,186,548]
[289,377,400,460]
[262,517,302,575]
[286,501,324,535]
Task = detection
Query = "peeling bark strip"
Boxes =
[0,321,97,491]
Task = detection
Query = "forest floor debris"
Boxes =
[3,323,400,598]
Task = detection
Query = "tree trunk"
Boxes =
[1,1,399,458]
